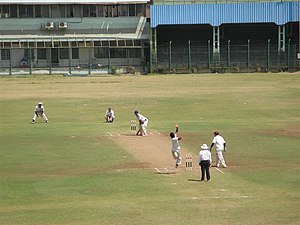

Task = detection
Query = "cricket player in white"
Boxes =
[134,110,148,136]
[210,131,227,168]
[32,102,48,124]
[104,107,115,122]
[170,125,182,168]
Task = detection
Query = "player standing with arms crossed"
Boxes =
[170,124,182,168]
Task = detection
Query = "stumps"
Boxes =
[130,120,137,131]
[185,153,193,171]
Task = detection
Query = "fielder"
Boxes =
[32,102,48,124]
[104,107,115,122]
[170,125,182,168]
[210,131,227,168]
[134,110,148,136]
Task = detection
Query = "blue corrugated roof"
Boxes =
[150,2,300,27]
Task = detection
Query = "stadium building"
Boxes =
[0,0,150,74]
[0,0,299,74]
[150,0,299,73]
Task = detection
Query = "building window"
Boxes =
[94,48,109,58]
[74,5,81,17]
[1,49,10,60]
[42,5,50,17]
[72,48,79,59]
[10,5,17,18]
[112,5,118,17]
[128,48,141,58]
[136,5,145,16]
[37,49,47,60]
[83,5,96,17]
[104,5,112,17]
[83,5,89,17]
[34,5,42,18]
[59,5,66,17]
[0,5,9,18]
[24,49,34,60]
[60,48,69,59]
[97,5,104,17]
[67,5,74,17]
[129,4,136,16]
[19,5,33,18]
[51,5,60,18]
[90,5,96,17]
[119,5,128,17]
[110,48,126,58]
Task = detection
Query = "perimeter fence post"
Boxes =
[188,40,191,73]
[88,47,91,75]
[208,40,211,72]
[9,51,12,75]
[287,39,290,71]
[267,39,270,72]
[227,40,231,68]
[169,41,172,73]
[49,49,52,75]
[247,39,250,72]
[68,47,72,74]
[29,48,32,75]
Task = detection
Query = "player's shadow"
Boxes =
[188,179,202,182]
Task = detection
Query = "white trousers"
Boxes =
[33,112,48,122]
[172,150,182,165]
[140,120,148,136]
[216,150,226,168]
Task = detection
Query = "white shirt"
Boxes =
[212,135,226,151]
[105,109,115,118]
[199,149,212,163]
[35,105,45,114]
[136,113,148,123]
[171,135,180,152]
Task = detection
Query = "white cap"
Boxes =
[200,144,209,150]
[38,102,43,105]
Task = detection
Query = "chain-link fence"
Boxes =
[153,0,298,5]
[152,40,299,73]
[0,47,146,76]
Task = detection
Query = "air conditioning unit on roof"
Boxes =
[44,22,54,30]
[59,21,68,29]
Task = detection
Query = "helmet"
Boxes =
[134,110,138,114]
[38,102,43,105]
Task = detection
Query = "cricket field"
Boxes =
[0,73,299,225]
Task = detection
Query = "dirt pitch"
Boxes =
[110,130,189,173]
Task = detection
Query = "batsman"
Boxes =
[170,124,182,168]
[134,110,149,136]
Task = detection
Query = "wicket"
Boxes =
[130,120,137,131]
[185,153,193,171]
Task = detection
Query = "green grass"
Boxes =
[1,73,300,225]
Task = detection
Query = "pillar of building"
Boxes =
[212,26,220,61]
[278,25,286,52]
[150,28,157,73]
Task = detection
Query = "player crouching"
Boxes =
[104,107,115,123]
[32,102,48,124]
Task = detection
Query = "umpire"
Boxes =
[199,144,212,182]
